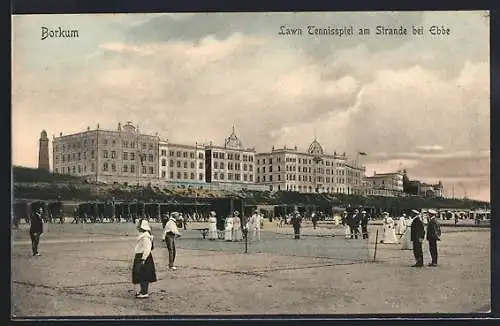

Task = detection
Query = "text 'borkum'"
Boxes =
[41,27,79,40]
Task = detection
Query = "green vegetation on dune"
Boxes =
[12,166,489,210]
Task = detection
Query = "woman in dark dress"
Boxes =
[132,219,157,298]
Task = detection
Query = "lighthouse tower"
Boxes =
[38,130,50,171]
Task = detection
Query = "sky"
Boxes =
[12,11,490,202]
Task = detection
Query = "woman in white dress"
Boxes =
[224,215,234,241]
[207,211,218,240]
[396,214,407,236]
[343,212,350,239]
[381,212,398,244]
[232,211,243,242]
[401,210,419,250]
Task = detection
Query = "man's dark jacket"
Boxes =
[30,212,44,234]
[410,216,425,242]
[426,217,441,241]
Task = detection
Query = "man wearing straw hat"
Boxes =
[426,209,441,267]
[410,209,425,267]
[360,210,369,239]
[163,212,182,270]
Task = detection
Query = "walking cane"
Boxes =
[244,228,248,253]
[373,229,379,261]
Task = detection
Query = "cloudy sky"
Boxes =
[12,11,490,201]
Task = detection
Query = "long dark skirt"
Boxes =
[132,253,157,284]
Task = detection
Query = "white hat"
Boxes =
[428,209,437,215]
[411,209,420,214]
[210,211,216,216]
[383,212,389,215]
[234,211,240,216]
[139,219,151,231]
[361,211,366,214]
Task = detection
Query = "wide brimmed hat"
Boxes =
[361,211,366,214]
[383,212,389,215]
[210,211,216,216]
[139,219,151,231]
[411,209,420,214]
[428,209,438,215]
[234,211,240,216]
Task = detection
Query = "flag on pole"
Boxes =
[358,152,367,156]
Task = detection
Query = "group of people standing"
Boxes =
[378,209,442,267]
[342,209,370,240]
[216,209,264,242]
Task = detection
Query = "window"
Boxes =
[190,173,195,180]
[130,142,135,148]
[78,165,81,173]
[123,141,129,148]
[199,162,204,169]
[169,151,174,156]
[104,139,108,145]
[148,154,153,162]
[177,161,181,168]
[103,150,108,158]
[162,159,166,167]
[91,164,95,172]
[244,174,248,181]
[183,152,188,158]
[198,153,204,159]
[142,166,147,174]
[190,162,195,169]
[78,152,81,160]
[169,160,173,167]
[213,172,218,180]
[183,161,188,168]
[55,168,58,173]
[83,152,86,160]
[220,162,224,169]
[111,151,116,159]
[190,152,195,159]
[199,173,204,181]
[228,173,233,180]
[149,167,154,174]
[214,162,218,169]
[91,151,95,159]
[235,174,240,181]
[249,164,253,170]
[112,139,116,146]
[123,165,128,172]
[123,152,128,160]
[111,164,116,172]
[103,163,108,171]
[249,174,253,182]
[131,165,135,173]
[149,144,153,150]
[72,153,76,161]
[170,172,174,179]
[177,151,181,157]
[162,171,166,178]
[130,152,135,160]
[183,172,188,179]
[161,150,167,156]
[142,143,147,149]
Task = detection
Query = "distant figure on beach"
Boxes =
[207,211,218,240]
[224,214,234,241]
[410,210,425,267]
[426,209,441,267]
[291,210,302,239]
[396,214,407,236]
[380,212,398,244]
[250,209,262,242]
[30,207,44,256]
[232,211,243,242]
[360,210,369,239]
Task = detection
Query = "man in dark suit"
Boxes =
[426,209,442,266]
[360,210,369,239]
[291,211,302,239]
[30,207,44,256]
[410,209,425,267]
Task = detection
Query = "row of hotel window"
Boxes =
[55,140,155,151]
[211,152,254,161]
[160,150,203,159]
[257,175,350,184]
[270,184,354,194]
[56,151,155,163]
[258,157,348,167]
[161,171,205,181]
[55,164,155,174]
[257,166,357,176]
[160,159,254,171]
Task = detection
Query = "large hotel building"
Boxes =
[52,122,258,190]
[255,139,365,194]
